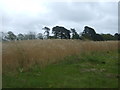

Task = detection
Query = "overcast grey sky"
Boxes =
[0,0,118,35]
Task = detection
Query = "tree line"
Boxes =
[1,26,120,41]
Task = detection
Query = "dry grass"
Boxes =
[2,39,119,72]
[0,42,2,89]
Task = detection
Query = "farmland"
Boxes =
[2,40,119,88]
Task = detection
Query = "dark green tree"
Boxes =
[101,34,115,41]
[114,33,120,40]
[82,26,96,41]
[17,33,25,40]
[52,26,61,39]
[94,34,104,41]
[52,26,71,39]
[5,31,17,41]
[71,28,80,39]
[42,27,50,39]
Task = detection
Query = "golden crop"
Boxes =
[2,40,119,72]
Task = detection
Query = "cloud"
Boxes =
[46,2,117,34]
[0,0,118,35]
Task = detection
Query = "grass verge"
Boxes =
[3,51,119,88]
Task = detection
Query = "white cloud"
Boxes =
[0,0,118,35]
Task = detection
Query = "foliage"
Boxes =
[5,31,17,41]
[101,34,115,41]
[114,33,120,40]
[1,26,120,41]
[71,28,80,39]
[42,27,50,39]
[37,33,43,39]
[94,34,104,41]
[17,34,25,40]
[52,26,71,39]
[81,26,104,41]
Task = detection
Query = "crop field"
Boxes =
[2,40,120,88]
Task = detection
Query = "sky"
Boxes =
[0,0,118,35]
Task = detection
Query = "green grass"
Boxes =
[3,51,119,88]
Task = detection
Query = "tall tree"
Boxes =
[82,26,96,40]
[71,28,80,39]
[1,32,6,41]
[17,33,25,40]
[52,26,71,39]
[52,26,60,39]
[37,33,43,39]
[114,33,120,40]
[28,32,36,40]
[24,32,36,40]
[5,31,17,41]
[42,27,50,39]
